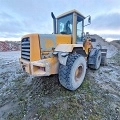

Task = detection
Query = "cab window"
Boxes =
[57,14,73,34]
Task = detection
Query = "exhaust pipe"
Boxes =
[51,12,56,34]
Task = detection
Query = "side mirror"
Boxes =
[88,16,91,24]
[84,15,91,27]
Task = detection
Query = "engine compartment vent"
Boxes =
[21,37,30,61]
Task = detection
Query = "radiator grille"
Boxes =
[21,37,30,61]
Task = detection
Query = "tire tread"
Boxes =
[59,54,80,90]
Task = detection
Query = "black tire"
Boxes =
[89,50,101,69]
[101,56,107,66]
[59,54,86,91]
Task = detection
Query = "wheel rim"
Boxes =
[75,65,83,82]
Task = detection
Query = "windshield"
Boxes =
[57,14,73,34]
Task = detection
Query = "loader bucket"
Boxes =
[100,49,107,65]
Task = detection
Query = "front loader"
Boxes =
[19,10,107,90]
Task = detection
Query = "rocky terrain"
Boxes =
[0,41,20,52]
[0,39,120,120]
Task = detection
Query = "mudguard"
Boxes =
[88,48,107,65]
[54,44,84,66]
[55,44,83,53]
[88,48,100,65]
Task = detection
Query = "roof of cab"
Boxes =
[57,9,85,19]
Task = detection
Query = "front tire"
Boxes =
[59,54,86,91]
[89,50,101,70]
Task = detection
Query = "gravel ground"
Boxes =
[0,51,120,120]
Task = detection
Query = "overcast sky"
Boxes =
[0,0,120,41]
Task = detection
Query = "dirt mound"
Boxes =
[111,40,120,49]
[90,34,118,58]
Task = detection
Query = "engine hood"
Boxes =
[39,34,71,59]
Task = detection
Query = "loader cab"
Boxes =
[56,10,86,44]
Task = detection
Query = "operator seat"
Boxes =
[66,21,71,34]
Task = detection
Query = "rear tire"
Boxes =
[59,54,86,91]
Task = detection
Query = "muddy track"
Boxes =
[0,51,120,120]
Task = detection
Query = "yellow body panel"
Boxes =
[56,34,71,45]
[30,34,41,61]
[22,34,41,62]
[45,39,54,49]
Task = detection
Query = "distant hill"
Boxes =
[110,40,120,49]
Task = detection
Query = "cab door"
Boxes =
[76,15,84,43]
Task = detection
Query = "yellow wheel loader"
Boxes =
[19,10,107,90]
